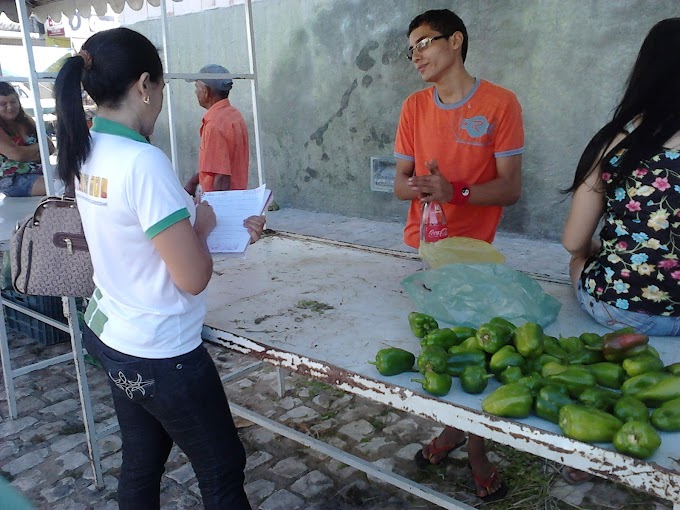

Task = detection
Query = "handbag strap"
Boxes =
[64,181,76,199]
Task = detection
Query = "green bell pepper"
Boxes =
[564,349,604,366]
[489,316,517,333]
[368,348,415,376]
[644,345,661,359]
[635,376,680,406]
[602,328,649,362]
[513,322,544,359]
[476,323,512,354]
[546,365,597,397]
[534,384,573,424]
[446,346,487,377]
[412,370,452,396]
[499,366,524,385]
[460,365,493,394]
[460,335,483,351]
[481,382,533,418]
[578,386,621,412]
[450,326,478,342]
[558,336,585,355]
[667,362,680,376]
[542,336,568,360]
[408,312,439,338]
[622,354,665,378]
[529,354,562,374]
[517,373,545,396]
[489,345,525,376]
[417,345,449,374]
[558,404,623,442]
[612,420,661,459]
[420,328,463,351]
[541,361,568,378]
[588,362,626,389]
[650,398,680,432]
[621,372,673,399]
[613,396,649,423]
[579,332,603,350]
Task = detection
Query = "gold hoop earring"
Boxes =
[143,96,150,105]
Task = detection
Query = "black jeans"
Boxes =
[83,326,250,510]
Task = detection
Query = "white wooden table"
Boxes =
[203,232,680,510]
[0,195,105,487]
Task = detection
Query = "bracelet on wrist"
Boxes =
[449,181,471,205]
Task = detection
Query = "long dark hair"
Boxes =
[0,82,34,137]
[566,17,680,193]
[54,28,163,183]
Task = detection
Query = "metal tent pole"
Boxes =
[15,0,55,195]
[244,0,264,187]
[160,0,179,174]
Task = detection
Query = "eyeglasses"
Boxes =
[407,34,451,61]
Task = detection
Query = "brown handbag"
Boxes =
[10,195,94,297]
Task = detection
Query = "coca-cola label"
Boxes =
[425,225,448,243]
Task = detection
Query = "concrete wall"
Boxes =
[129,0,679,241]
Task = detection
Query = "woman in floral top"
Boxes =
[563,18,680,337]
[0,82,54,197]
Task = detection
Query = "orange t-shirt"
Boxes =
[394,79,524,248]
[198,98,249,191]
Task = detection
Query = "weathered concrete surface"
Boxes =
[126,0,679,240]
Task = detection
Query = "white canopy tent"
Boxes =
[0,0,263,488]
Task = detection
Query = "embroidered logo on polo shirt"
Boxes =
[461,116,490,138]
[453,114,495,147]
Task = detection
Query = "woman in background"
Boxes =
[562,17,680,482]
[55,27,263,509]
[0,82,54,197]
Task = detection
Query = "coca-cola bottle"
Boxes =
[420,201,449,243]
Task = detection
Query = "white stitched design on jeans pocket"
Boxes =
[108,370,155,399]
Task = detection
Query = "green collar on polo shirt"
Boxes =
[91,117,149,144]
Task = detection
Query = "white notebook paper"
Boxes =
[201,184,272,256]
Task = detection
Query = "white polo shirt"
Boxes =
[79,117,204,359]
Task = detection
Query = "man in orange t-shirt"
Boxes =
[394,16,524,248]
[184,64,249,194]
[394,9,524,502]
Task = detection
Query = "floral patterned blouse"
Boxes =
[581,143,680,316]
[0,134,42,178]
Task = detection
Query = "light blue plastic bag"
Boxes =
[401,263,561,328]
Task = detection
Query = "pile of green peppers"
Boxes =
[367,312,679,460]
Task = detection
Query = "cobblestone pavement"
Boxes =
[0,210,673,509]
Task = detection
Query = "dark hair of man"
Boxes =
[54,27,163,184]
[566,17,680,193]
[407,9,468,62]
[0,81,34,136]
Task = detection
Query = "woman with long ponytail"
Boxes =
[55,27,262,509]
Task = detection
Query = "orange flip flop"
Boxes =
[469,464,508,502]
[414,436,467,469]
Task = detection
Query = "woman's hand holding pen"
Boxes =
[194,201,216,241]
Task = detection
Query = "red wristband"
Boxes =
[449,181,471,205]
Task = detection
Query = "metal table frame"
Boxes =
[201,232,680,510]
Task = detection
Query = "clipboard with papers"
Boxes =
[201,184,272,256]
